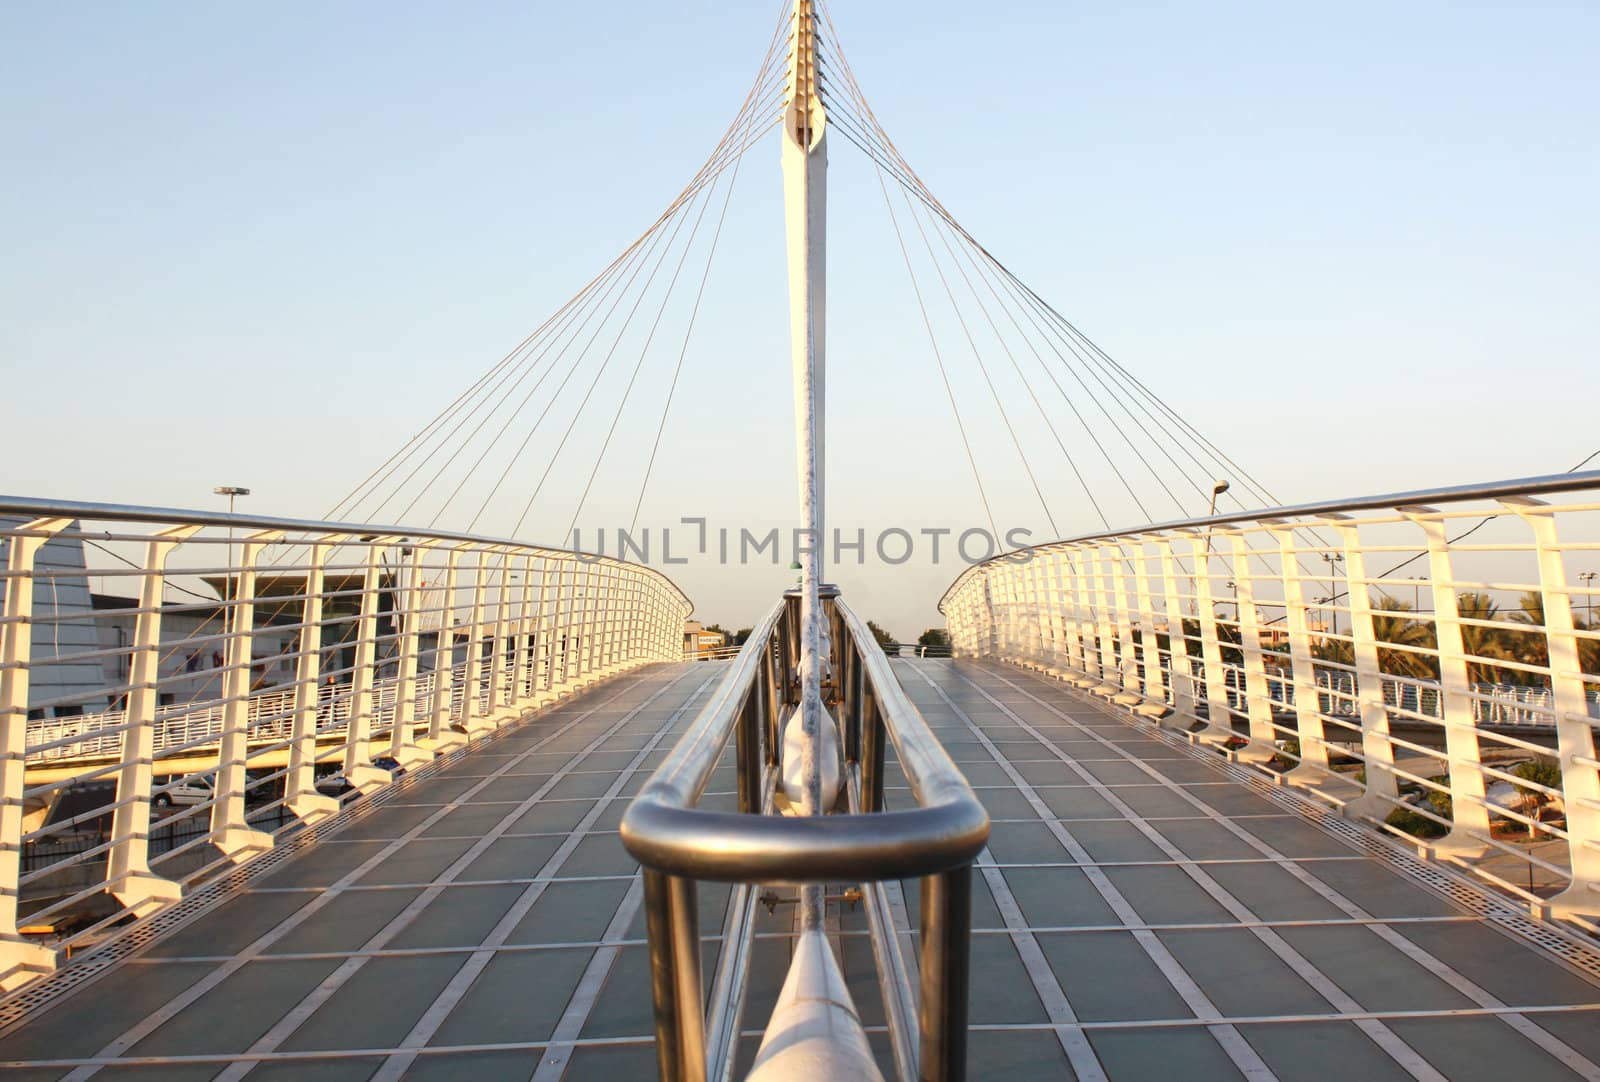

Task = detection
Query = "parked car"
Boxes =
[153,774,214,808]
[314,757,407,799]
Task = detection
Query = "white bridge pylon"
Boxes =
[756,3,880,1081]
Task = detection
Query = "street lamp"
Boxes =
[1192,480,1231,615]
[1321,552,1345,638]
[214,486,250,600]
[1581,571,1597,627]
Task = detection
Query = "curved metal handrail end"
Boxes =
[620,796,989,883]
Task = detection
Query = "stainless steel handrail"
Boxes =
[621,592,990,1082]
[0,494,692,606]
[937,467,1600,612]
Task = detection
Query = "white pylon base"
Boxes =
[781,703,840,811]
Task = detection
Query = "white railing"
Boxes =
[940,470,1600,931]
[0,498,692,991]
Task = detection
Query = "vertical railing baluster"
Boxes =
[428,547,465,751]
[1132,538,1166,707]
[1189,532,1235,745]
[1229,534,1279,762]
[643,869,706,1082]
[387,542,429,769]
[1506,502,1600,917]
[0,517,71,990]
[459,550,490,736]
[1339,522,1402,820]
[1406,511,1492,854]
[1157,536,1194,721]
[288,538,340,821]
[1271,526,1330,781]
[919,864,972,1082]
[211,531,278,859]
[107,525,193,910]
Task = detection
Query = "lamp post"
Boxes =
[1321,552,1345,638]
[1581,571,1597,627]
[1193,480,1230,615]
[214,486,250,600]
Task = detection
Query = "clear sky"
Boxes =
[4,1,1597,638]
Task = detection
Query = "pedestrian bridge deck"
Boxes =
[3,660,1599,1081]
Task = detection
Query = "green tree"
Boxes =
[1510,759,1563,838]
[867,620,900,657]
[917,627,950,648]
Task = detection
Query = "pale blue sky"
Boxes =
[4,1,1597,636]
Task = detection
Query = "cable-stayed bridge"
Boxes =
[2,3,1599,1080]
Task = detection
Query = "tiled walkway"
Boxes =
[2,659,1599,1081]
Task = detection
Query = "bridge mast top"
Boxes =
[781,0,834,925]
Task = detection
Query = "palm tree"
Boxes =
[1504,590,1552,680]
[1369,594,1438,679]
[1454,591,1515,685]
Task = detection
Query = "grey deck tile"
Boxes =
[426,948,594,1047]
[984,822,1070,865]
[1530,1010,1600,1068]
[1230,816,1361,858]
[1149,818,1269,861]
[508,879,633,945]
[281,953,468,1051]
[419,803,525,838]
[1293,858,1459,919]
[1185,786,1284,818]
[1238,1021,1415,1082]
[1079,759,1161,786]
[558,834,636,878]
[1102,866,1237,926]
[145,889,311,958]
[333,804,439,841]
[0,961,218,1060]
[1142,758,1232,785]
[253,840,391,889]
[1088,1024,1243,1081]
[1013,760,1083,787]
[1200,862,1348,922]
[968,933,1050,1025]
[1036,931,1193,1022]
[355,836,479,886]
[1059,820,1171,864]
[977,787,1041,820]
[581,942,715,1040]
[1384,1016,1588,1082]
[249,1060,384,1081]
[458,834,564,882]
[548,772,619,800]
[1001,866,1120,928]
[1393,920,1600,1006]
[265,888,423,955]
[387,884,529,949]
[1275,926,1477,1012]
[96,1067,221,1081]
[1157,928,1333,1017]
[1111,784,1208,819]
[510,800,593,834]
[1035,786,1119,820]
[968,1028,1075,1081]
[130,958,341,1055]
[404,1050,542,1079]
[563,1042,657,1079]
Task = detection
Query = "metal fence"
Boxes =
[0,498,691,991]
[940,470,1600,930]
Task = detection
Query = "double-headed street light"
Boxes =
[214,486,250,600]
[1192,481,1231,615]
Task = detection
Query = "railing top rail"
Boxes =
[0,494,693,609]
[937,468,1600,612]
[621,597,988,882]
